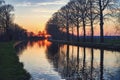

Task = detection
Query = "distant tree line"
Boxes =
[46,0,120,43]
[0,0,28,41]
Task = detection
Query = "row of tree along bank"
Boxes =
[46,0,120,44]
[0,1,31,80]
[0,0,28,41]
[0,0,46,42]
[48,39,120,51]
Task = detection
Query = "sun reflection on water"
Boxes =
[16,40,120,80]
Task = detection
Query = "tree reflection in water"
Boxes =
[46,42,120,80]
[100,49,104,80]
[16,40,120,80]
[90,48,94,80]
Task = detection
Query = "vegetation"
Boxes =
[0,1,31,80]
[0,0,45,41]
[0,0,28,41]
[0,42,31,80]
[46,0,120,43]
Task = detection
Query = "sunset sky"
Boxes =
[5,0,69,33]
[4,0,119,35]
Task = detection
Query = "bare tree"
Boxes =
[46,0,119,42]
[0,0,5,32]
[0,1,14,40]
[97,0,118,42]
[115,12,120,35]
[68,0,82,42]
[87,0,99,42]
[77,0,89,42]
[53,4,72,41]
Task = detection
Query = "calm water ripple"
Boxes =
[16,40,120,80]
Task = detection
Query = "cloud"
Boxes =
[15,2,32,7]
[32,8,57,13]
[6,0,60,3]
[14,0,68,7]
[36,0,68,6]
[18,0,60,3]
[26,0,62,3]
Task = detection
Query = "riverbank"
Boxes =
[0,42,31,80]
[48,39,120,51]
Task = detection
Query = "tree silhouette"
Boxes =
[46,0,120,43]
[0,0,29,41]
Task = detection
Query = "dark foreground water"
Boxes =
[16,40,120,80]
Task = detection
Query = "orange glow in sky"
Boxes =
[5,0,119,36]
[5,0,69,34]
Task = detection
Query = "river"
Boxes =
[16,40,120,80]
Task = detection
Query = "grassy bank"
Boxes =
[0,42,31,80]
[49,39,120,51]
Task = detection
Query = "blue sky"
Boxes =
[5,0,69,33]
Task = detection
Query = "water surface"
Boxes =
[16,40,120,80]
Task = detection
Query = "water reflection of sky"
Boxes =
[17,40,120,80]
[18,40,62,80]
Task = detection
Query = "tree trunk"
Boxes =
[91,21,94,42]
[66,20,69,41]
[72,27,74,41]
[90,0,94,42]
[66,11,69,41]
[77,18,80,42]
[83,18,86,42]
[99,0,104,43]
[5,17,10,40]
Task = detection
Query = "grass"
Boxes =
[104,39,120,44]
[0,42,31,80]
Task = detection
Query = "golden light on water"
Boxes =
[17,41,120,80]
